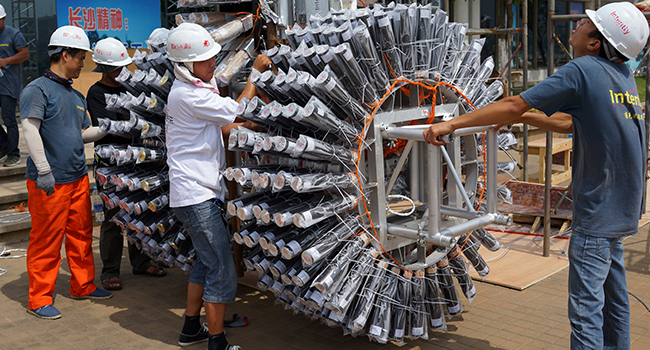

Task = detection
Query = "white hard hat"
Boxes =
[146,28,169,52]
[586,2,650,60]
[0,5,6,19]
[92,38,132,72]
[48,25,92,53]
[166,23,221,62]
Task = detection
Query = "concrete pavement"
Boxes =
[0,227,648,350]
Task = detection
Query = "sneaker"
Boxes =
[178,322,209,347]
[0,148,7,161]
[26,305,62,320]
[3,154,20,167]
[70,288,113,300]
[207,338,241,350]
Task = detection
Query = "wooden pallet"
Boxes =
[498,181,573,233]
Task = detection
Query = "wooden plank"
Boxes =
[530,216,541,233]
[527,137,571,151]
[551,170,572,185]
[469,229,570,290]
[559,220,571,234]
[498,204,572,219]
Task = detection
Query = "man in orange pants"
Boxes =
[26,177,98,309]
[21,26,112,320]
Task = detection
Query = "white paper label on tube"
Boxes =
[324,78,336,91]
[274,260,286,273]
[301,211,313,224]
[310,291,324,304]
[343,49,353,61]
[322,275,334,289]
[430,317,444,327]
[322,50,334,63]
[342,30,351,41]
[285,241,302,257]
[369,325,382,336]
[297,270,310,284]
[312,55,322,66]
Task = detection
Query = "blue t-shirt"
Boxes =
[20,76,91,184]
[521,55,645,238]
[0,26,28,99]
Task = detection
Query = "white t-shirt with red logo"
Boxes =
[166,79,237,208]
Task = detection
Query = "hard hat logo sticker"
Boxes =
[203,40,210,47]
[63,32,82,40]
[170,43,192,50]
[609,11,631,35]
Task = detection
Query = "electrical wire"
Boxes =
[0,212,31,224]
[386,194,416,217]
[0,245,28,276]
[629,291,650,314]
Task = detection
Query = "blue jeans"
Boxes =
[0,94,19,156]
[568,231,630,350]
[173,199,237,304]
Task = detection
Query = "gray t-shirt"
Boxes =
[521,55,645,238]
[0,25,28,99]
[20,76,91,184]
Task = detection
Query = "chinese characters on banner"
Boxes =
[57,0,161,49]
[68,7,128,32]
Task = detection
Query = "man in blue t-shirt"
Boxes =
[0,5,29,167]
[21,25,112,321]
[425,3,648,349]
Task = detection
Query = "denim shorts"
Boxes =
[173,199,237,303]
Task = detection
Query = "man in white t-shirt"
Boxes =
[165,23,271,350]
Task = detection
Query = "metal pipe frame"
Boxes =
[466,27,523,36]
[386,213,511,248]
[381,124,493,141]
[386,141,413,195]
[552,12,650,22]
[440,146,475,212]
[522,0,529,182]
[374,117,504,266]
[544,0,556,257]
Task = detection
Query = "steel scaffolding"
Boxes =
[11,0,38,85]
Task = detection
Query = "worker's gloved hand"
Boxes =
[36,171,55,196]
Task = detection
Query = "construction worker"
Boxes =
[165,23,271,350]
[87,38,166,292]
[424,3,648,349]
[0,4,29,167]
[21,25,112,320]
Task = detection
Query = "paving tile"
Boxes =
[0,227,648,349]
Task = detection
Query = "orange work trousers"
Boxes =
[26,175,97,310]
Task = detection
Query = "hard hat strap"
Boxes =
[48,46,64,57]
[101,65,119,85]
[603,40,625,63]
